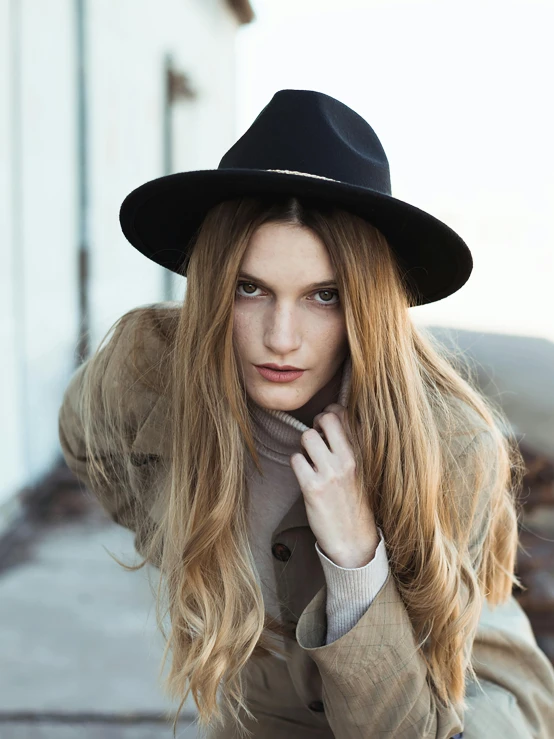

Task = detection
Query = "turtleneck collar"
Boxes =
[246,355,352,465]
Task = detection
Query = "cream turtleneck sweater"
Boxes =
[244,354,389,658]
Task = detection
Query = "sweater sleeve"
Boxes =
[315,527,389,644]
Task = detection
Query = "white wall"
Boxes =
[88,0,239,332]
[1,0,78,523]
[0,0,23,523]
[0,0,241,527]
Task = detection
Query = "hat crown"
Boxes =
[218,89,391,194]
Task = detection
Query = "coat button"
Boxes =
[308,700,324,712]
[272,542,291,561]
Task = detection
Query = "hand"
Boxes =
[290,403,380,568]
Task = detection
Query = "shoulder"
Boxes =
[106,300,180,364]
[439,394,496,459]
[441,399,503,511]
[66,301,180,453]
[101,301,180,397]
[437,397,502,508]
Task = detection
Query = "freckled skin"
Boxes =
[232,222,350,426]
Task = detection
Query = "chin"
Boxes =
[251,385,307,410]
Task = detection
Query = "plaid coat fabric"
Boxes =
[58,305,554,739]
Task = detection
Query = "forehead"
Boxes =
[242,222,332,270]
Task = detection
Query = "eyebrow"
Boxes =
[238,272,338,291]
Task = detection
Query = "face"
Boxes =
[233,221,349,422]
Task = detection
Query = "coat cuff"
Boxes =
[295,571,464,737]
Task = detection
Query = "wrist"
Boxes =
[326,537,380,568]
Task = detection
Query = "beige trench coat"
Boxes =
[58,305,554,739]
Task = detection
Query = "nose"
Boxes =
[263,305,302,355]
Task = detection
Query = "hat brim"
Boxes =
[119,168,472,306]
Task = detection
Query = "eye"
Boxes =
[236,282,340,308]
[236,282,262,298]
[313,289,340,306]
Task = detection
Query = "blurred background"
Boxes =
[1,0,553,736]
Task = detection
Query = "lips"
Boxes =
[258,365,303,371]
[255,365,305,382]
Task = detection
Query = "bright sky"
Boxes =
[236,0,554,342]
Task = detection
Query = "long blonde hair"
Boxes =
[79,195,526,738]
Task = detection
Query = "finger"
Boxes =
[312,418,331,447]
[314,409,347,436]
[320,405,354,445]
[316,411,353,459]
[323,403,346,414]
[290,451,317,483]
[300,427,335,471]
[313,413,338,444]
[313,407,345,429]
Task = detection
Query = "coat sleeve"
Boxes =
[57,307,165,566]
[295,429,554,739]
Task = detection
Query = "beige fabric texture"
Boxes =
[58,303,554,738]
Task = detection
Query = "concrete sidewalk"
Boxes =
[0,487,203,738]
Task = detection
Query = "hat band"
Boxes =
[267,168,341,183]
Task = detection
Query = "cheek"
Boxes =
[320,321,348,351]
[232,311,254,351]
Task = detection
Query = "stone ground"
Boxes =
[0,465,206,739]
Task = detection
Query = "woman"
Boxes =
[58,90,554,739]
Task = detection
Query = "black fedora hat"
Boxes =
[119,89,473,306]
